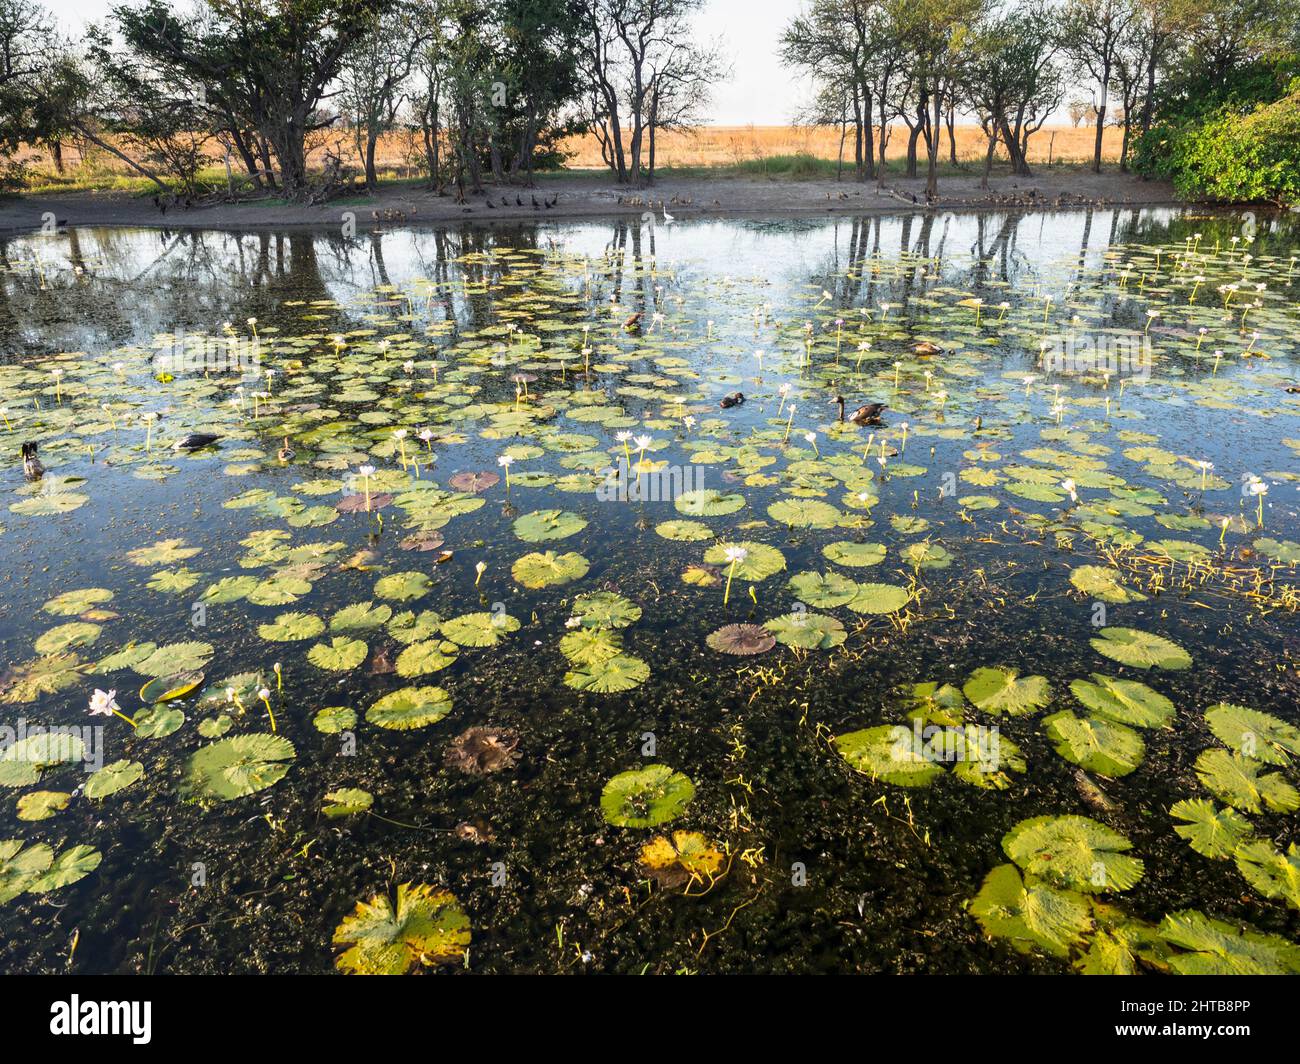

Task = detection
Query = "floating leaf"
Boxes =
[963,667,1051,716]
[1204,703,1300,766]
[1159,910,1300,975]
[513,508,587,542]
[764,611,845,650]
[834,725,944,787]
[1043,711,1145,777]
[1090,627,1191,670]
[1069,565,1147,603]
[705,623,776,656]
[969,863,1092,959]
[257,612,325,642]
[374,571,433,602]
[181,734,296,801]
[1170,798,1252,859]
[673,489,745,517]
[600,765,695,828]
[1069,674,1174,728]
[366,686,453,730]
[308,637,368,671]
[1233,840,1300,909]
[639,831,725,888]
[565,654,650,693]
[511,550,589,589]
[1194,748,1300,814]
[323,788,374,818]
[570,591,641,630]
[1002,815,1144,893]
[16,791,70,821]
[333,883,470,974]
[441,611,520,647]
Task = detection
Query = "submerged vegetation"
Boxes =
[0,206,1297,973]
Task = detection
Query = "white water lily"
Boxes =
[88,689,119,716]
[1060,478,1078,503]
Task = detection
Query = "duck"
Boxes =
[912,341,943,356]
[719,391,745,409]
[20,441,44,480]
[172,432,222,452]
[623,311,643,330]
[277,437,295,462]
[830,396,885,425]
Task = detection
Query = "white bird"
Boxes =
[662,204,675,225]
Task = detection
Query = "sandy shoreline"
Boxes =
[0,170,1188,234]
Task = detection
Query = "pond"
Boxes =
[0,207,1297,974]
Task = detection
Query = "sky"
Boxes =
[46,0,807,125]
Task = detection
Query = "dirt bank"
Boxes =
[0,169,1184,235]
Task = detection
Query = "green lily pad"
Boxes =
[600,765,695,828]
[1002,815,1144,893]
[1043,710,1145,777]
[834,725,944,787]
[307,637,369,671]
[1170,798,1253,859]
[1194,749,1300,814]
[513,509,587,542]
[511,550,590,589]
[564,654,650,692]
[366,686,453,730]
[441,611,521,647]
[963,667,1051,716]
[1204,703,1300,766]
[1090,627,1191,670]
[333,883,470,974]
[1069,674,1174,728]
[181,734,296,801]
[969,863,1092,958]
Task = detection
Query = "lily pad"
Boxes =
[600,765,695,827]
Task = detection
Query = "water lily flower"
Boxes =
[475,560,487,586]
[722,546,748,606]
[1060,478,1078,503]
[498,453,514,489]
[89,688,136,728]
[803,431,819,457]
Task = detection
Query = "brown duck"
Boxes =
[830,396,885,425]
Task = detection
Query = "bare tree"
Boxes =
[1062,0,1137,173]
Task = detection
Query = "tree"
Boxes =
[1061,0,1137,172]
[584,0,722,185]
[341,4,425,191]
[113,0,391,198]
[0,0,53,183]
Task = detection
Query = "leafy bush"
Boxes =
[1162,90,1300,205]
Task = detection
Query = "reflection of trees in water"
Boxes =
[4,209,1252,364]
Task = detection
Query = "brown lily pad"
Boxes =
[400,532,446,552]
[336,492,394,513]
[449,471,500,493]
[444,726,521,775]
[706,623,777,656]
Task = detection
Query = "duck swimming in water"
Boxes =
[20,441,43,480]
[830,396,886,425]
[912,341,943,356]
[719,391,745,409]
[277,437,295,462]
[172,433,222,452]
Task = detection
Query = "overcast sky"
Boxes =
[46,0,807,125]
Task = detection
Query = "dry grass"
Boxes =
[19,123,1122,192]
[557,124,1122,169]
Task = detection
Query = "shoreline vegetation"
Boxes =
[0,0,1295,230]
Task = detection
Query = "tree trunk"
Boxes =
[981,131,996,190]
[1092,76,1109,174]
